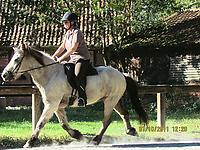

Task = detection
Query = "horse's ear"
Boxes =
[20,42,26,50]
[12,44,23,55]
[13,46,19,52]
[19,42,29,54]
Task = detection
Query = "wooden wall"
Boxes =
[169,55,200,83]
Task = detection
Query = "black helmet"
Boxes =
[61,12,78,22]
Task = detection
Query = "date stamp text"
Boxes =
[139,126,188,132]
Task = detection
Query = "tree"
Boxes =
[1,0,198,68]
[88,0,182,72]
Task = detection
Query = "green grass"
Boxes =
[1,106,200,148]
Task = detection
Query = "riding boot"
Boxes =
[74,59,90,107]
[75,77,87,107]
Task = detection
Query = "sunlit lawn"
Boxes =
[1,106,200,148]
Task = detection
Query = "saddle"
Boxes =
[63,62,98,106]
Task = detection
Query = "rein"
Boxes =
[0,62,59,75]
[17,62,59,74]
[13,50,59,74]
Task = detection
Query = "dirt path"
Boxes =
[6,141,200,150]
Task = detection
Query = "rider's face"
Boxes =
[64,21,70,29]
[64,21,74,30]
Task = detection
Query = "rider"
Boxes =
[52,12,91,107]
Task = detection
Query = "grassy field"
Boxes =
[1,104,200,148]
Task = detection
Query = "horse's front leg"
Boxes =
[55,108,84,140]
[23,102,59,148]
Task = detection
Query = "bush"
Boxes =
[166,93,200,113]
[121,93,200,115]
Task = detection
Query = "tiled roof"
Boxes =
[165,9,200,44]
[0,1,65,47]
[124,9,200,52]
[0,1,107,47]
[165,9,200,27]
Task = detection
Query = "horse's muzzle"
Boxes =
[1,71,14,83]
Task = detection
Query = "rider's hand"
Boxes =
[56,57,63,63]
[52,56,58,62]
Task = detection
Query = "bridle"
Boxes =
[4,52,26,81]
[11,52,25,75]
[4,52,58,80]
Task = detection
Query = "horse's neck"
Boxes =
[27,57,61,87]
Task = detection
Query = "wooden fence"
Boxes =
[1,85,200,131]
[0,85,41,131]
[138,85,200,127]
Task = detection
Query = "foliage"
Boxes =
[120,91,200,116]
[136,93,200,115]
[166,93,200,113]
[89,0,181,71]
[1,0,197,55]
[177,0,200,8]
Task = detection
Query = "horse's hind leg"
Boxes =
[114,101,138,136]
[55,108,83,140]
[91,101,114,145]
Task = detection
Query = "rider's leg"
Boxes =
[75,59,90,107]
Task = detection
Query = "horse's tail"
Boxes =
[124,75,149,125]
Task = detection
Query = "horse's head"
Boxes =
[1,42,29,82]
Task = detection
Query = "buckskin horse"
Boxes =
[1,43,148,148]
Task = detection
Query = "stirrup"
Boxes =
[68,88,77,106]
[78,97,86,107]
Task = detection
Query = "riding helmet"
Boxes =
[61,12,78,22]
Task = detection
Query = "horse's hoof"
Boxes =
[90,135,101,145]
[23,136,38,148]
[89,140,100,145]
[23,142,31,148]
[78,134,85,141]
[71,129,84,140]
[126,127,139,137]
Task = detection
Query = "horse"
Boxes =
[1,43,149,148]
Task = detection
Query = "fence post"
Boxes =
[32,90,41,131]
[157,93,166,127]
[0,97,6,109]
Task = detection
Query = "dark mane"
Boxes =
[24,45,46,66]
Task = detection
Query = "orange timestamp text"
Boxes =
[139,126,187,132]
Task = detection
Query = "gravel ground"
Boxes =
[5,141,200,150]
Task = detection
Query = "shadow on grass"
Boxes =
[0,101,145,123]
[0,107,32,123]
[1,103,199,125]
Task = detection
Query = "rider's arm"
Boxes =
[52,38,66,59]
[57,42,79,63]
